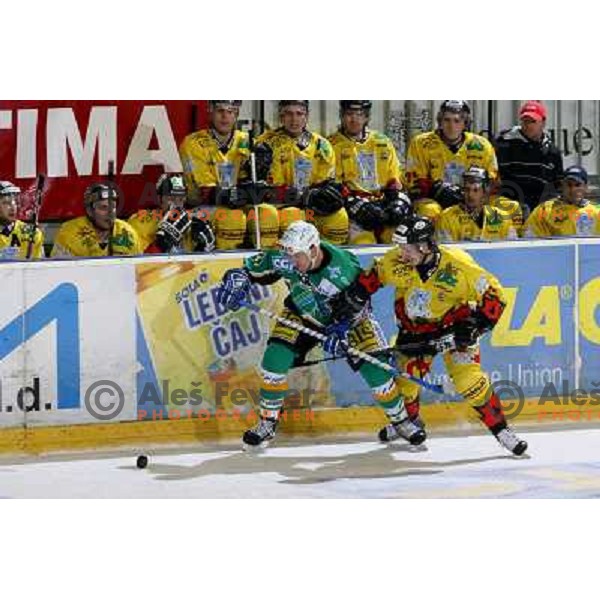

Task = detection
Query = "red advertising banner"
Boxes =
[0,100,208,220]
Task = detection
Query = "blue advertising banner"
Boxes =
[578,242,600,392]
[327,243,577,406]
[130,241,590,415]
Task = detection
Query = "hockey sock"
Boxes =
[473,392,507,436]
[258,342,296,420]
[359,362,408,422]
[258,367,288,419]
[405,398,420,421]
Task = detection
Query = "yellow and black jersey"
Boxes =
[128,210,196,253]
[328,129,403,195]
[523,198,600,238]
[436,197,522,241]
[406,130,498,196]
[373,244,505,334]
[256,128,335,189]
[0,220,44,259]
[51,216,143,257]
[179,129,250,200]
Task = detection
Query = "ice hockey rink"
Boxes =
[3,424,600,498]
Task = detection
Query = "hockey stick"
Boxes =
[239,300,446,394]
[294,353,359,368]
[25,174,45,259]
[107,160,116,256]
[248,124,262,250]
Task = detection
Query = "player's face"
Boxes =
[342,109,368,136]
[286,245,318,272]
[399,243,426,266]
[0,196,18,223]
[440,113,466,142]
[463,180,486,209]
[211,107,238,135]
[520,116,544,141]
[563,178,587,203]
[289,250,312,272]
[281,106,308,137]
[162,194,186,212]
[90,199,116,231]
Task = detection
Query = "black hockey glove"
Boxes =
[304,180,344,216]
[431,180,463,208]
[345,195,385,230]
[452,317,481,351]
[190,216,216,252]
[381,189,413,227]
[155,207,191,253]
[329,271,381,322]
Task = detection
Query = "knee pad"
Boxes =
[247,203,280,248]
[348,225,377,245]
[279,207,305,235]
[213,207,246,250]
[413,199,442,223]
[314,208,349,245]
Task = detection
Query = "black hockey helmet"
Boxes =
[339,100,372,114]
[392,215,435,245]
[156,173,187,198]
[84,183,118,208]
[437,100,471,129]
[278,100,309,112]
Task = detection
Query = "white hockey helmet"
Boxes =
[0,181,21,197]
[279,221,320,255]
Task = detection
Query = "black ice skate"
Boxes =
[495,427,528,456]
[243,417,278,450]
[378,418,427,446]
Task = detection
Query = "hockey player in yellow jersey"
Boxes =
[332,214,528,455]
[179,101,260,250]
[436,166,522,242]
[51,183,142,257]
[523,165,600,237]
[254,101,348,245]
[0,181,44,259]
[406,101,498,223]
[128,173,215,254]
[328,101,412,245]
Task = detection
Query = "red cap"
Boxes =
[520,100,547,122]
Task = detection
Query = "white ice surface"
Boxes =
[3,427,600,498]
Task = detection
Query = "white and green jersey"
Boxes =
[244,241,361,327]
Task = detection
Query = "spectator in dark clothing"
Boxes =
[495,101,564,216]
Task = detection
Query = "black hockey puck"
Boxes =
[136,455,148,469]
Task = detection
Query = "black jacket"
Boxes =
[494,126,564,211]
